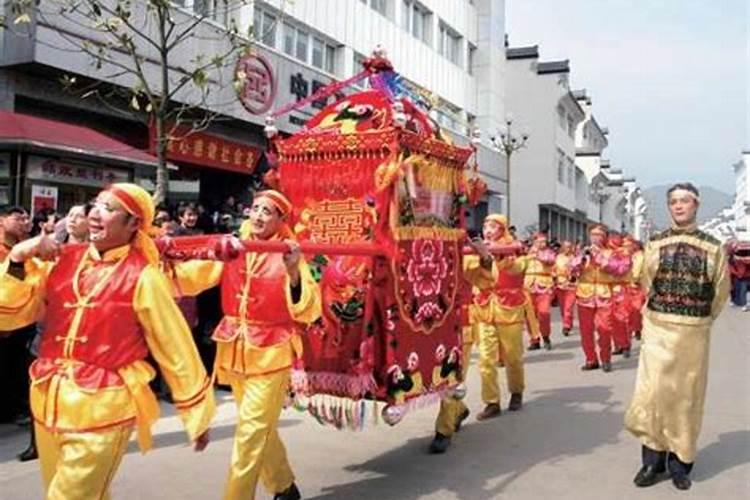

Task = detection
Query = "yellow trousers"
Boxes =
[224,369,295,500]
[523,290,541,342]
[478,322,525,404]
[36,423,133,500]
[435,332,474,437]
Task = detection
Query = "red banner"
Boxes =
[148,125,262,175]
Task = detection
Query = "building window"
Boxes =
[557,105,566,130]
[281,21,337,74]
[467,43,477,75]
[195,0,228,25]
[283,22,295,56]
[364,0,390,17]
[438,21,462,66]
[557,150,565,184]
[567,160,574,188]
[296,29,309,61]
[310,37,337,74]
[567,116,575,138]
[402,0,431,43]
[325,44,336,74]
[253,8,277,47]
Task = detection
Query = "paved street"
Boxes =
[1,308,748,500]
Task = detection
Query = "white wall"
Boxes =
[257,0,491,119]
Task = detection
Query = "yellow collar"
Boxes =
[87,243,131,263]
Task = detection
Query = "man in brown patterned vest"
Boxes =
[625,182,730,491]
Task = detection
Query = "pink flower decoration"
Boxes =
[406,239,448,298]
[415,301,444,323]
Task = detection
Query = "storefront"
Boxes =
[145,124,265,208]
[0,109,158,214]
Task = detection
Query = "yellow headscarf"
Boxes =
[484,214,508,228]
[239,189,295,240]
[107,183,160,266]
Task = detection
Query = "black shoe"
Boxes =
[602,362,613,372]
[274,483,301,500]
[634,331,642,341]
[613,347,624,355]
[508,393,523,411]
[17,446,38,462]
[634,465,665,487]
[581,362,600,371]
[476,403,501,421]
[428,433,451,454]
[543,338,552,350]
[455,409,470,432]
[671,474,691,491]
[623,348,631,359]
[562,328,570,337]
[528,342,541,351]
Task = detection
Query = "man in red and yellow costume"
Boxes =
[623,235,645,339]
[430,238,497,453]
[569,224,631,372]
[608,232,633,357]
[472,214,528,418]
[524,232,557,350]
[554,240,578,336]
[0,183,214,500]
[173,190,321,500]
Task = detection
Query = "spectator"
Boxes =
[63,203,92,244]
[174,203,203,236]
[30,207,58,237]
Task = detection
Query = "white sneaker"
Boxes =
[743,306,750,312]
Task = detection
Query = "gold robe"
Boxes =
[624,228,730,463]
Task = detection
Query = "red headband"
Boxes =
[109,185,145,221]
[256,190,292,216]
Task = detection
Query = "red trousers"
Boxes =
[531,292,553,339]
[612,295,631,350]
[626,287,645,334]
[577,304,613,364]
[556,289,576,330]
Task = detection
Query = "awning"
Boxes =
[0,110,158,167]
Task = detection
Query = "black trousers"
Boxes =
[642,445,693,476]
[0,326,33,422]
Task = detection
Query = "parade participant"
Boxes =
[0,183,214,499]
[430,238,497,453]
[728,241,750,310]
[608,233,632,357]
[524,232,557,350]
[625,183,730,491]
[554,240,578,336]
[171,189,321,500]
[569,224,631,372]
[622,235,645,339]
[473,214,528,418]
[1,206,34,432]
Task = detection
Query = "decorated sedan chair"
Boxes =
[261,54,489,428]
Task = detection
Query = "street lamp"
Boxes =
[490,112,529,221]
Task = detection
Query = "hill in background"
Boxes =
[643,185,733,231]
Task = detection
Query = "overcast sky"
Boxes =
[505,0,748,193]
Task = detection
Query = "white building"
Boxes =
[700,207,736,242]
[251,0,509,230]
[1,0,509,216]
[732,150,750,241]
[504,45,587,240]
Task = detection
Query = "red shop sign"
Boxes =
[235,52,276,115]
[149,125,262,174]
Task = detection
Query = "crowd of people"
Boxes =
[0,181,733,498]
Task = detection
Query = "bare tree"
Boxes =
[4,0,262,204]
